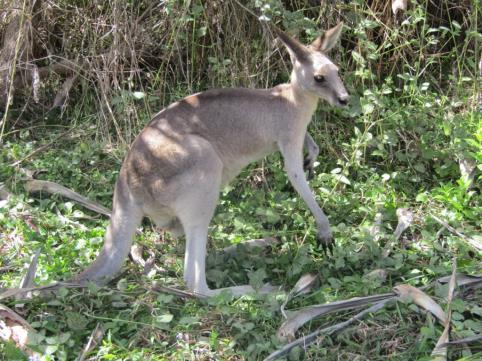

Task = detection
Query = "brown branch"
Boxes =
[24,179,111,217]
[12,58,84,90]
[430,214,482,251]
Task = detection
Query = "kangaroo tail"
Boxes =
[71,178,143,285]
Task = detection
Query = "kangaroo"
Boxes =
[73,23,349,297]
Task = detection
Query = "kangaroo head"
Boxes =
[276,23,349,107]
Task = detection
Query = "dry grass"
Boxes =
[1,0,476,144]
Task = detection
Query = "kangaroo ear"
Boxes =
[274,27,310,63]
[311,22,344,53]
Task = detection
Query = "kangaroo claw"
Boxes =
[317,233,334,256]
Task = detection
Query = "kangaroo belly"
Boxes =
[220,141,278,186]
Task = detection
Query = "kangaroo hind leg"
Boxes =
[172,135,262,297]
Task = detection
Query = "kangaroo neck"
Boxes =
[283,80,319,125]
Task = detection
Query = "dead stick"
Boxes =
[264,298,395,361]
[430,214,481,251]
[25,179,111,217]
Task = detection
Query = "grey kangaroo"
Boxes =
[73,23,349,297]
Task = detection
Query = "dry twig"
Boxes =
[76,323,105,361]
[430,214,482,251]
[265,298,394,361]
[25,179,111,217]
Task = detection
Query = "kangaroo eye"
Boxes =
[314,75,325,83]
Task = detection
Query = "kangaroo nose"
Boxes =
[338,94,349,106]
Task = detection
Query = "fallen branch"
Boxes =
[439,334,482,348]
[0,303,34,331]
[25,179,111,217]
[0,282,84,301]
[277,293,394,342]
[268,273,481,360]
[265,298,394,361]
[0,302,41,359]
[151,282,198,299]
[430,214,482,251]
[436,273,482,287]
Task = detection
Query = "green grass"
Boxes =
[0,106,480,360]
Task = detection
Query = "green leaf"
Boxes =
[66,312,89,331]
[179,316,199,325]
[45,345,59,355]
[351,51,365,65]
[362,102,375,114]
[416,192,428,202]
[57,287,69,298]
[196,26,207,38]
[248,268,267,290]
[156,294,174,304]
[132,91,146,99]
[1,341,28,361]
[156,314,174,323]
[420,326,434,337]
[333,174,351,185]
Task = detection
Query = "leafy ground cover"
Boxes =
[1,0,481,360]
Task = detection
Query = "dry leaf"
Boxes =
[383,208,414,257]
[277,293,393,342]
[130,244,145,267]
[19,248,40,289]
[393,284,447,324]
[394,208,414,239]
[52,75,77,109]
[290,273,317,298]
[370,212,383,241]
[392,0,408,16]
[281,273,317,319]
[31,65,40,103]
[0,183,12,201]
[77,323,104,361]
